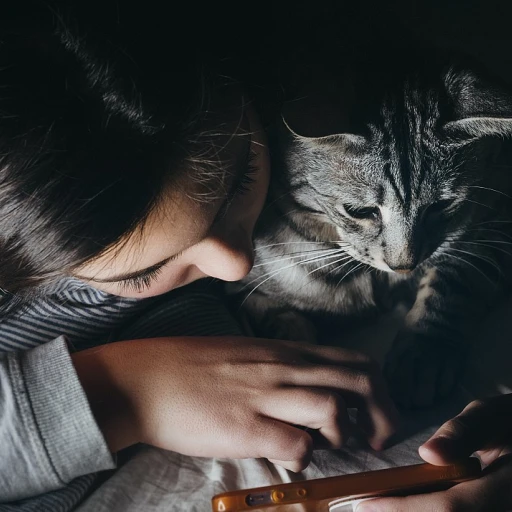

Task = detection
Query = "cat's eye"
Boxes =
[425,199,454,217]
[342,204,380,220]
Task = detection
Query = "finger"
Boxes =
[287,365,400,450]
[258,388,351,449]
[355,491,450,512]
[298,343,380,372]
[477,444,512,466]
[246,416,313,472]
[356,458,512,512]
[419,394,512,465]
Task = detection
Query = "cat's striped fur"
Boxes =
[231,53,512,407]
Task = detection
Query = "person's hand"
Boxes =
[356,394,512,511]
[72,336,399,472]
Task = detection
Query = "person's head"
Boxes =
[0,3,270,298]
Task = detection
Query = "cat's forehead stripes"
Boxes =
[376,77,445,211]
[380,136,405,207]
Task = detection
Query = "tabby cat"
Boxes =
[230,51,512,408]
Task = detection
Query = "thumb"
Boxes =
[419,395,512,465]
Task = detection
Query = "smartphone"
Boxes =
[211,459,481,512]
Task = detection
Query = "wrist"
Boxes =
[71,341,143,452]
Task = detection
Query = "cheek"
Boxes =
[335,225,389,266]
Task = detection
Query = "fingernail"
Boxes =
[355,504,379,512]
[355,500,380,512]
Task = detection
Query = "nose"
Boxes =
[385,250,421,274]
[195,226,254,282]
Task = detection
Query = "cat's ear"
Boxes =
[443,66,512,138]
[282,115,366,148]
[280,77,366,149]
[444,117,512,138]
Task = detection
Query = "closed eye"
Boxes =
[343,204,380,220]
[425,199,455,217]
[117,265,164,293]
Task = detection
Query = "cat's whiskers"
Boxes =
[335,262,365,288]
[334,259,359,275]
[467,185,512,200]
[444,239,512,258]
[447,236,512,247]
[440,249,498,284]
[306,255,353,277]
[460,198,496,210]
[285,255,355,299]
[464,227,512,242]
[444,246,501,271]
[254,241,349,251]
[474,220,512,226]
[444,229,512,253]
[320,259,360,283]
[253,248,342,268]
[471,239,512,246]
[364,264,376,276]
[240,249,350,302]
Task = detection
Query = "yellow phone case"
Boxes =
[212,459,482,512]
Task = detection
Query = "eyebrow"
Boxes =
[85,136,252,285]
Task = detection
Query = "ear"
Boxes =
[443,66,512,138]
[280,77,366,150]
[444,117,512,138]
[282,115,366,150]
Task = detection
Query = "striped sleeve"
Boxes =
[0,336,115,502]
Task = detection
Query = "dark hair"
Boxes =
[0,0,397,294]
[0,1,235,293]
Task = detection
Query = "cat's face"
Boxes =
[280,63,512,274]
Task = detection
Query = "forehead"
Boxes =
[358,82,459,205]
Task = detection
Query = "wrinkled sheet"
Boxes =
[77,299,512,512]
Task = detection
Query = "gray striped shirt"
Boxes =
[0,278,241,511]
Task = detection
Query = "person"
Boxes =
[356,393,512,512]
[0,2,400,510]
[1,3,511,512]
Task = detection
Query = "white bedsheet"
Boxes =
[77,299,512,512]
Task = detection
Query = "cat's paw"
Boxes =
[384,332,464,409]
[262,310,318,343]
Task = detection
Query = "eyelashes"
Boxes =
[233,150,258,196]
[117,265,164,293]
